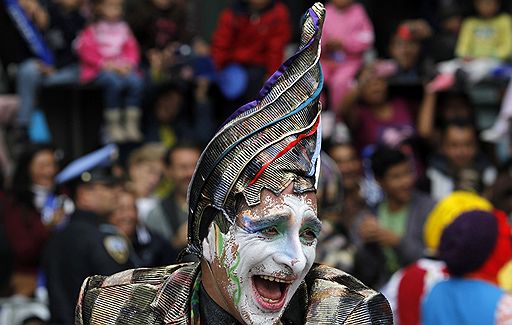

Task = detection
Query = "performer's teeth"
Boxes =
[261,296,280,303]
[260,275,293,284]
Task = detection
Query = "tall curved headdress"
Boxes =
[187,3,325,256]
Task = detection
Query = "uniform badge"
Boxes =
[103,236,129,264]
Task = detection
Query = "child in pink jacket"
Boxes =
[321,0,374,112]
[76,0,143,143]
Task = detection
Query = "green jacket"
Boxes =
[75,262,392,324]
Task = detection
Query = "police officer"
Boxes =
[43,167,134,325]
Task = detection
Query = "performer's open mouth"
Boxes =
[252,274,294,311]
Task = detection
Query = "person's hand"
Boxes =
[195,77,210,102]
[19,0,48,29]
[111,65,123,75]
[107,61,131,76]
[10,272,37,297]
[19,0,38,18]
[37,61,55,76]
[356,64,375,90]
[46,208,65,229]
[425,73,455,94]
[193,38,210,57]
[116,64,132,76]
[103,61,116,72]
[358,214,380,243]
[375,228,401,248]
[147,48,163,70]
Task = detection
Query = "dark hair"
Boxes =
[10,144,57,204]
[440,118,477,138]
[472,0,503,16]
[164,141,201,167]
[327,141,358,158]
[435,90,475,126]
[438,3,463,20]
[370,145,408,179]
[91,0,124,20]
[90,0,106,11]
[437,90,472,109]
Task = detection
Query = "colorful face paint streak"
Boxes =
[227,254,241,305]
[211,223,242,305]
[215,224,225,257]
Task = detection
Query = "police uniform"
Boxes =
[44,209,133,324]
[40,145,134,324]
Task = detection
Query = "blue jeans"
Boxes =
[16,59,79,126]
[93,71,143,110]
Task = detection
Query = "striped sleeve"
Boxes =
[496,293,512,325]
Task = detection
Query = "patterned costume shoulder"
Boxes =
[302,264,392,324]
[76,263,391,325]
[75,262,200,325]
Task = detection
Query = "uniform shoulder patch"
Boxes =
[103,235,130,264]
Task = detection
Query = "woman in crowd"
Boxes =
[2,144,67,297]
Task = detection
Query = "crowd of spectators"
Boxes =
[1,0,512,324]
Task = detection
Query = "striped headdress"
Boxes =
[186,3,325,256]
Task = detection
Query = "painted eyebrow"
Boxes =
[301,217,322,234]
[239,213,289,233]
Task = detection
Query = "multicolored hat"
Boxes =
[423,191,493,254]
[186,3,325,256]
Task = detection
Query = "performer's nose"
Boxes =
[273,233,307,274]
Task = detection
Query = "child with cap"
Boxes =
[422,209,512,324]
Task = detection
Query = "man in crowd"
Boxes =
[146,142,201,253]
[44,167,134,325]
[424,119,496,200]
[328,141,367,222]
[109,186,176,268]
[75,4,392,324]
[356,145,435,288]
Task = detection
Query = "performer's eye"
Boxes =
[261,226,279,237]
[300,229,318,245]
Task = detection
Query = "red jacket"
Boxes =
[211,1,291,76]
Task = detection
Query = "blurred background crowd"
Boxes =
[1,0,512,324]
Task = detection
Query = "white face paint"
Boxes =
[202,189,320,324]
